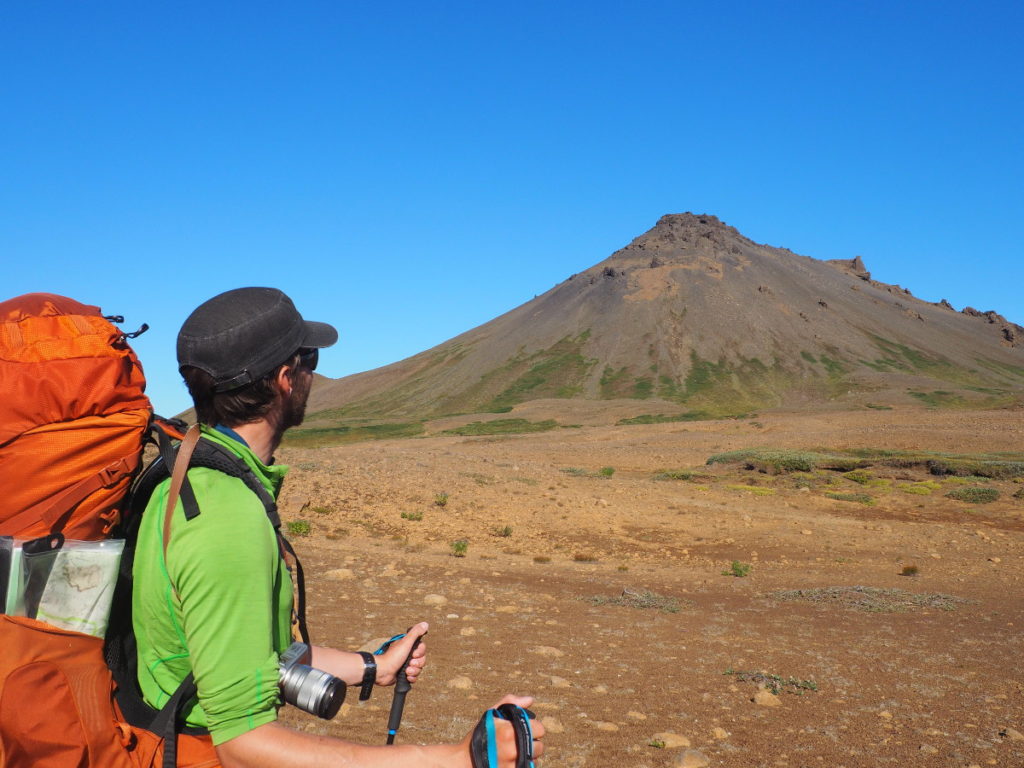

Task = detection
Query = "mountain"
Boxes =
[303,214,1024,427]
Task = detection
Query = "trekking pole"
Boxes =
[385,636,422,744]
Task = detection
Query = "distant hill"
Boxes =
[300,214,1024,434]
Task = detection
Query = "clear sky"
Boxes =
[3,1,1021,416]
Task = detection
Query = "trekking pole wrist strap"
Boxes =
[469,704,536,768]
[357,651,376,700]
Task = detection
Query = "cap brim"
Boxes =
[302,320,338,349]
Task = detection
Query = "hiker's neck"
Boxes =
[231,418,284,465]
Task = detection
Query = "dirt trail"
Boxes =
[278,407,1024,767]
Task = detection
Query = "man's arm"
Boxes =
[216,695,545,768]
[311,622,428,686]
[216,722,463,768]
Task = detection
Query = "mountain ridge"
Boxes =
[303,214,1024,426]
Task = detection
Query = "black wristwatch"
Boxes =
[358,651,377,701]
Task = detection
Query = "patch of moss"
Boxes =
[725,484,776,496]
[617,411,709,426]
[679,351,797,414]
[599,365,632,398]
[708,447,1024,479]
[945,486,1000,504]
[909,390,968,409]
[485,334,597,409]
[285,421,425,446]
[825,492,874,504]
[652,470,711,482]
[440,418,559,436]
[657,374,684,401]
[632,376,654,398]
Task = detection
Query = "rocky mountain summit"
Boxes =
[305,214,1024,425]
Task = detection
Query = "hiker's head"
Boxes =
[178,287,337,427]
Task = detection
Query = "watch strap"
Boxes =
[358,651,376,701]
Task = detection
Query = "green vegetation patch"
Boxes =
[909,390,968,409]
[441,418,559,436]
[897,481,940,496]
[723,670,818,696]
[924,457,1024,479]
[652,469,712,482]
[725,484,776,496]
[681,351,794,413]
[770,586,969,612]
[617,411,710,426]
[285,421,425,446]
[707,447,1024,479]
[586,589,685,613]
[945,486,1000,504]
[722,560,753,577]
[480,332,597,411]
[825,492,874,504]
[708,449,865,473]
[869,335,976,384]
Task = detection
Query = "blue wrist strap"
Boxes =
[374,633,406,656]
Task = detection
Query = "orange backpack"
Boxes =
[0,294,217,768]
[0,293,151,540]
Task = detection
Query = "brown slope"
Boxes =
[306,213,1024,422]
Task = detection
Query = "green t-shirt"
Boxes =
[132,426,294,745]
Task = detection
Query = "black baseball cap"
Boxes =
[177,287,338,392]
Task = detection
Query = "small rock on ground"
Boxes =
[652,732,690,748]
[447,676,472,690]
[531,645,564,657]
[542,717,564,734]
[674,749,711,768]
[753,688,782,707]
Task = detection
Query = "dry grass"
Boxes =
[768,585,970,612]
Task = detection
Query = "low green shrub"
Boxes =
[825,492,873,504]
[945,486,1000,504]
[722,560,752,577]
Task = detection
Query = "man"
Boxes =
[133,287,543,767]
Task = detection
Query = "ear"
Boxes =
[274,364,294,398]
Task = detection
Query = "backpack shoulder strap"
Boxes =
[158,427,309,644]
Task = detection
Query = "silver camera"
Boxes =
[278,641,346,719]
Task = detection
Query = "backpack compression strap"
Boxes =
[469,704,537,768]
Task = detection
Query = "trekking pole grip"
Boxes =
[385,635,421,744]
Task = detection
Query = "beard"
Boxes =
[282,370,313,431]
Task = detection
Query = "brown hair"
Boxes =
[181,353,301,427]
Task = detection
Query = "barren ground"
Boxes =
[277,407,1024,768]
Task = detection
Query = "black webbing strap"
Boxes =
[183,438,309,644]
[469,704,537,768]
[148,672,198,768]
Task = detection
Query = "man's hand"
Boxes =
[460,695,546,767]
[375,621,428,686]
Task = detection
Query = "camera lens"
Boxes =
[280,662,346,719]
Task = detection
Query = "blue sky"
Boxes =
[3,1,1021,416]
